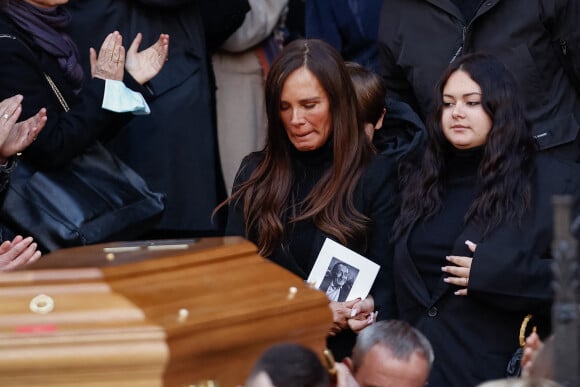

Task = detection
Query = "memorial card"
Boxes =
[307,238,380,302]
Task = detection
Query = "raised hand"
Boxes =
[0,95,47,162]
[125,32,169,85]
[90,31,125,81]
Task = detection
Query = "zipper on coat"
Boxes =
[450,25,469,63]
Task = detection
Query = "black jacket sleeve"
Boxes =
[356,154,400,319]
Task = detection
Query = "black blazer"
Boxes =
[394,155,580,387]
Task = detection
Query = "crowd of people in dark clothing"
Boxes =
[0,0,579,386]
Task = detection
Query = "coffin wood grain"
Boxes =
[0,237,332,386]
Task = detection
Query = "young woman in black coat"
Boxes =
[392,53,580,387]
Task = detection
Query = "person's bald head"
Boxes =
[351,320,433,387]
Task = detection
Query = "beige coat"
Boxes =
[213,0,288,193]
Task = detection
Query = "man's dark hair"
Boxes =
[246,343,329,387]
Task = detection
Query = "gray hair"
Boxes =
[352,320,434,372]
[477,378,562,387]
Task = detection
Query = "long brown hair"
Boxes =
[218,39,374,256]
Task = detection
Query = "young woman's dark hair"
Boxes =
[393,52,537,239]
[217,39,373,257]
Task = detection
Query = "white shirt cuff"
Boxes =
[102,79,151,115]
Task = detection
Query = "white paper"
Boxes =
[307,238,380,302]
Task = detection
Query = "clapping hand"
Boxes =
[0,95,47,162]
[90,31,125,81]
[125,32,170,85]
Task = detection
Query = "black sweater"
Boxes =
[408,146,481,296]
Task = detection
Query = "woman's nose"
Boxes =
[290,108,304,125]
[452,102,465,118]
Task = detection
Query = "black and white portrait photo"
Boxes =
[307,238,380,302]
[318,258,359,302]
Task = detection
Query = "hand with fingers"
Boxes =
[521,331,544,377]
[348,295,377,333]
[0,235,42,271]
[442,239,476,296]
[90,31,125,81]
[125,32,169,85]
[328,299,359,336]
[0,95,47,163]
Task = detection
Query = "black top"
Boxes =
[281,140,334,274]
[409,146,481,295]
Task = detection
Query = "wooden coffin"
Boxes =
[0,237,333,387]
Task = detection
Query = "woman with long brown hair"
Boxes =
[220,39,399,359]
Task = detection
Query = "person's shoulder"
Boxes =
[535,154,580,180]
[240,151,265,170]
[533,154,580,194]
[362,153,398,184]
[0,25,21,51]
[234,151,265,185]
[0,19,36,59]
[0,12,13,30]
[354,153,399,203]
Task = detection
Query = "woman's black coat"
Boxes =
[394,155,580,387]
